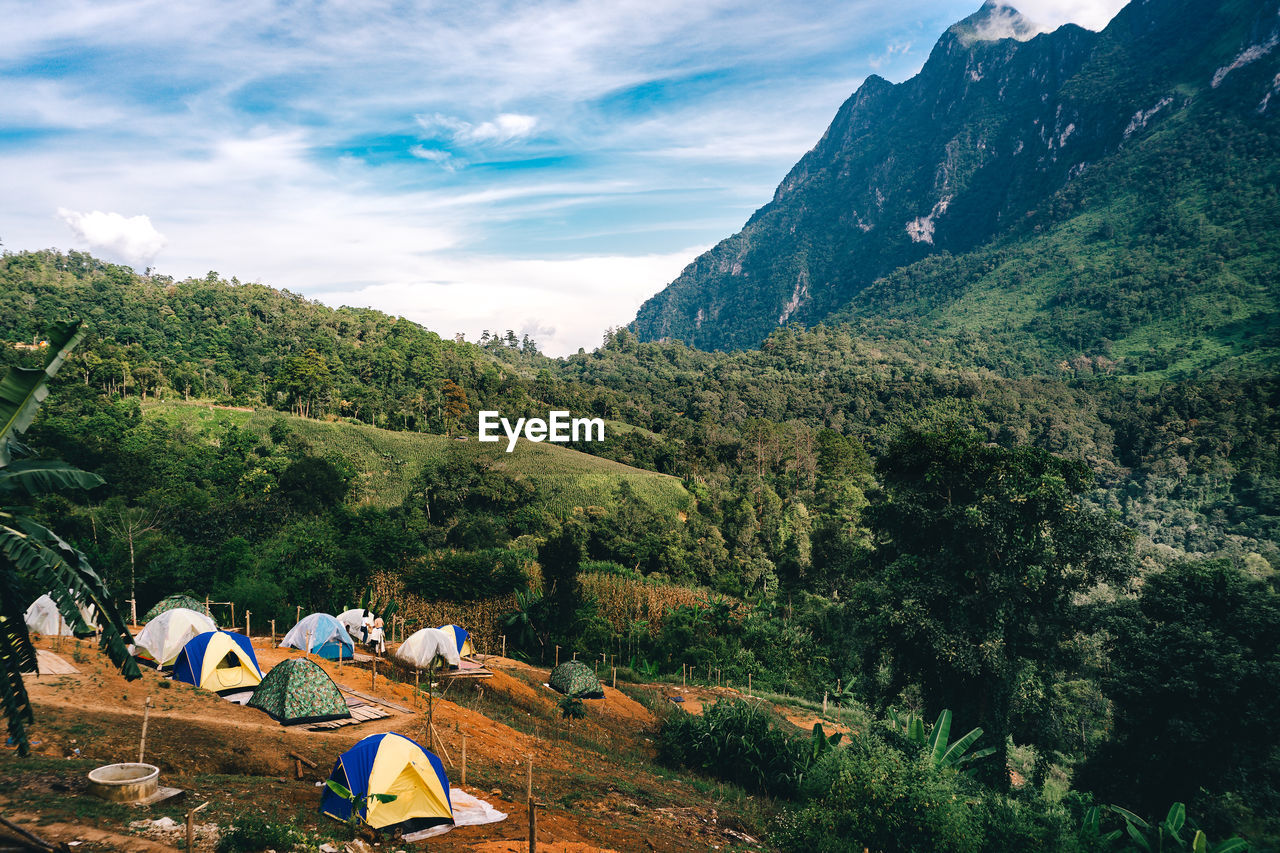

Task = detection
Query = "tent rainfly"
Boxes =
[320,732,453,832]
[438,624,474,657]
[249,657,351,725]
[24,593,96,637]
[395,628,460,669]
[143,594,214,623]
[280,613,355,661]
[172,630,263,693]
[134,608,219,668]
[337,608,371,639]
[549,660,604,699]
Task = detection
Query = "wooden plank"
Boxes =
[35,649,78,675]
[338,686,411,714]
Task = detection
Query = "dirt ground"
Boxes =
[2,635,769,853]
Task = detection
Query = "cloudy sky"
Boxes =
[1,0,1125,355]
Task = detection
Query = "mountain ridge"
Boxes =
[631,0,1280,371]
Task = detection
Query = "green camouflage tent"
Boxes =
[143,594,214,623]
[248,658,351,725]
[549,660,604,699]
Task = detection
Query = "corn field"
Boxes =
[367,570,518,654]
[580,572,741,634]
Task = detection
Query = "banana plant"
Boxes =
[324,780,398,830]
[1108,802,1248,853]
[887,707,996,774]
[1,320,141,755]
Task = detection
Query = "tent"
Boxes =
[439,624,475,657]
[143,594,213,623]
[134,608,219,668]
[320,732,453,832]
[280,613,355,661]
[172,630,263,693]
[24,593,96,637]
[248,658,351,725]
[395,628,460,669]
[337,608,372,640]
[549,660,604,699]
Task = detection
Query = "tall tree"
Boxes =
[853,426,1134,788]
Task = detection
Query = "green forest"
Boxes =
[3,248,1279,849]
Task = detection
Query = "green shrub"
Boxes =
[215,814,305,853]
[657,699,805,797]
[775,736,984,853]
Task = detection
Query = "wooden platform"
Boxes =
[30,650,78,675]
[439,658,493,679]
[307,697,391,730]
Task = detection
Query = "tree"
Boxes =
[1081,559,1280,817]
[852,426,1135,788]
[99,499,161,623]
[0,320,140,755]
[441,380,469,437]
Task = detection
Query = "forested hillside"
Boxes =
[633,0,1280,373]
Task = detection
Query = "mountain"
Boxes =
[632,0,1280,374]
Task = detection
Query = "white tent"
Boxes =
[337,608,371,638]
[395,627,460,669]
[134,607,218,667]
[24,593,96,637]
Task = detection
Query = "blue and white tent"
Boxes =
[280,613,355,661]
[438,624,474,657]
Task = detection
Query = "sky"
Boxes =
[1,0,1126,356]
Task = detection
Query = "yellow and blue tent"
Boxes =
[320,732,453,832]
[439,624,475,657]
[172,630,263,693]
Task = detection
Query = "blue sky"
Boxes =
[0,0,1124,355]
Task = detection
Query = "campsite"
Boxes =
[4,608,783,851]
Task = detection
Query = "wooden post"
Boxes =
[306,630,313,660]
[229,602,235,630]
[501,635,506,658]
[270,619,275,645]
[290,751,316,781]
[296,604,301,624]
[572,651,577,662]
[461,735,467,787]
[138,697,152,764]
[529,799,537,853]
[526,757,533,802]
[371,655,376,690]
[612,666,617,689]
[414,669,420,708]
[185,801,208,851]
[554,645,559,666]
[205,596,211,616]
[245,610,251,638]
[823,691,828,715]
[748,673,752,695]
[682,663,686,687]
[129,598,137,626]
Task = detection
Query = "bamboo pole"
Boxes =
[554,645,559,666]
[296,604,301,624]
[245,610,251,638]
[138,697,152,764]
[128,598,136,626]
[461,735,467,787]
[823,691,828,715]
[528,800,537,853]
[501,635,506,658]
[414,670,420,708]
[748,673,752,695]
[371,655,376,690]
[612,666,616,689]
[229,602,235,630]
[526,757,533,802]
[185,801,208,852]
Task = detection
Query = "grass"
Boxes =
[141,400,691,517]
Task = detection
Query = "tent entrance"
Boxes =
[215,650,247,688]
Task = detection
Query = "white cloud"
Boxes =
[1012,0,1127,32]
[56,208,166,270]
[408,145,457,170]
[416,112,539,145]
